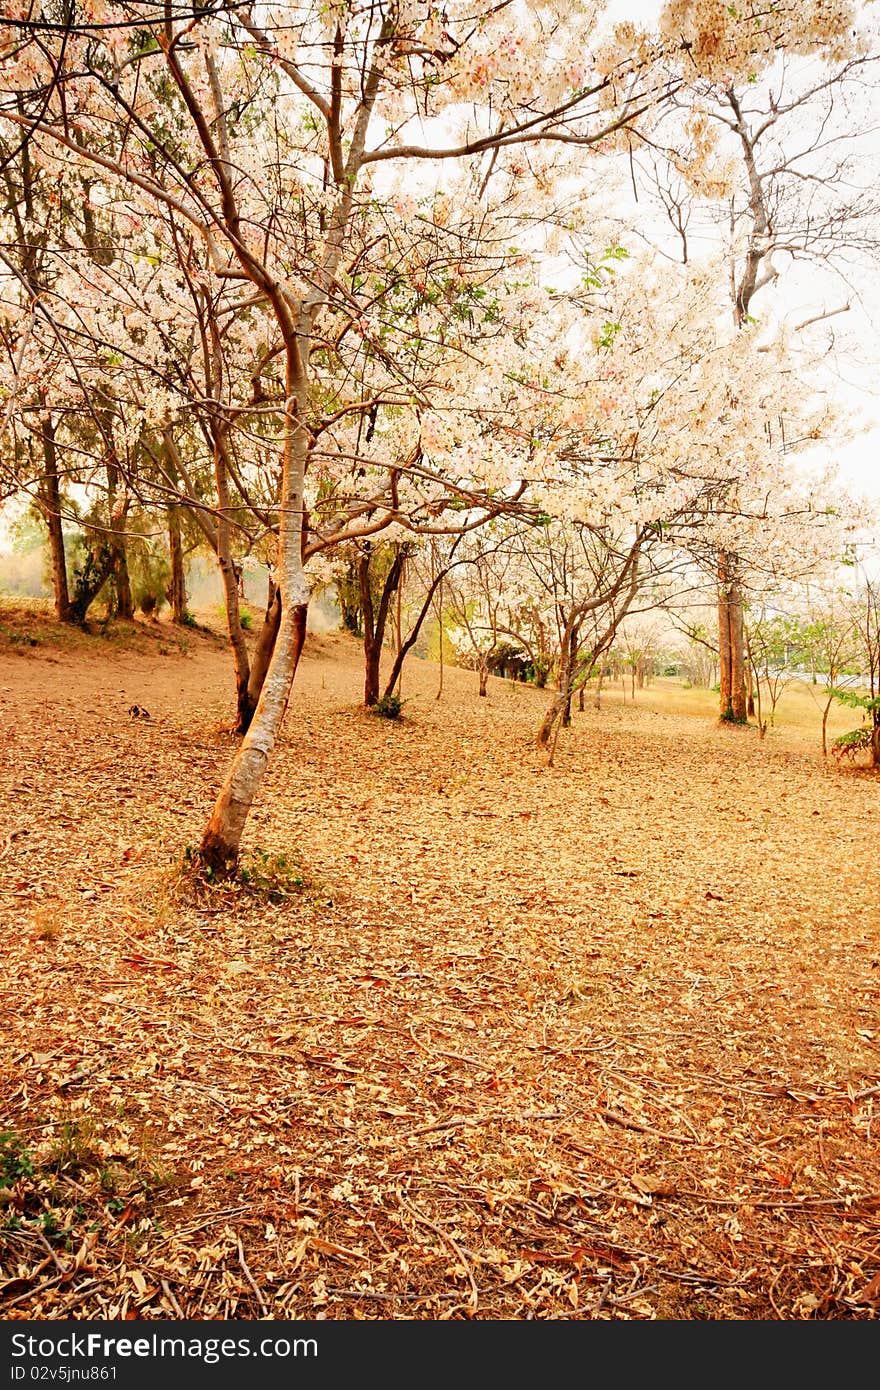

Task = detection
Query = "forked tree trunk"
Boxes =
[244,579,282,730]
[199,341,311,875]
[38,417,71,622]
[381,561,454,702]
[360,548,402,707]
[538,621,575,746]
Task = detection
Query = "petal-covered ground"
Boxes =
[1,608,878,1320]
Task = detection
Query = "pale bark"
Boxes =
[537,620,575,745]
[718,551,747,722]
[715,91,768,720]
[537,540,643,747]
[199,340,310,874]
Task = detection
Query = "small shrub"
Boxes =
[719,706,747,724]
[373,692,404,720]
[0,1131,35,1184]
[832,726,874,761]
[238,847,304,903]
[179,609,198,629]
[47,1117,100,1176]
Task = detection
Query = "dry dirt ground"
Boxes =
[1,603,878,1321]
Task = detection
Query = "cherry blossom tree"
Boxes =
[0,0,867,870]
[625,34,878,720]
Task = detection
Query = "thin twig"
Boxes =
[160,1277,185,1317]
[237,1237,269,1315]
[399,1198,479,1312]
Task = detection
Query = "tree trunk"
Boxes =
[718,551,747,722]
[198,338,311,876]
[106,463,134,620]
[69,542,114,625]
[821,698,831,759]
[360,552,380,707]
[200,602,308,874]
[538,621,575,746]
[38,417,71,622]
[167,505,187,622]
[595,666,605,709]
[563,622,581,725]
[538,688,566,746]
[478,662,489,697]
[360,548,402,707]
[381,562,452,702]
[242,579,282,733]
[209,431,253,733]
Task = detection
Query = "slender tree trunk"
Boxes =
[243,579,282,731]
[478,661,489,697]
[718,551,747,722]
[821,698,832,759]
[562,621,581,726]
[199,339,311,875]
[167,505,187,622]
[731,590,746,720]
[359,548,403,707]
[161,431,190,624]
[435,573,445,701]
[360,552,377,705]
[381,562,452,702]
[209,430,253,733]
[538,621,574,746]
[38,417,71,622]
[105,462,134,620]
[394,559,404,696]
[364,550,405,711]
